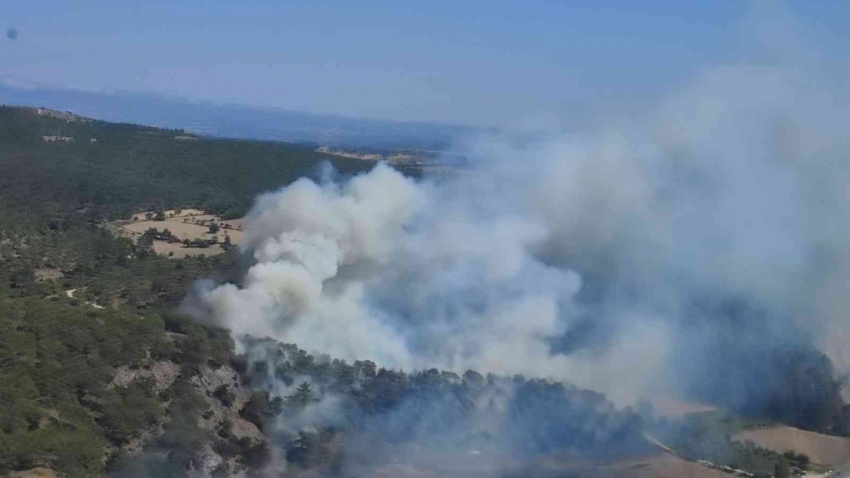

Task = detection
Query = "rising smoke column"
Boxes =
[192,58,850,410]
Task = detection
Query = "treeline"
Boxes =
[0,300,233,477]
[0,300,649,478]
[229,337,650,474]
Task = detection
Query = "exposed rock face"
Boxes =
[108,361,267,477]
[197,443,225,476]
[111,360,181,392]
[192,365,265,442]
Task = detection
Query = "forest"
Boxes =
[0,106,848,477]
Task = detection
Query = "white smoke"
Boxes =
[193,45,850,407]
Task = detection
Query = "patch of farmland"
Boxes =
[732,426,850,467]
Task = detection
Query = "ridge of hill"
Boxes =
[0,85,485,150]
[0,105,400,223]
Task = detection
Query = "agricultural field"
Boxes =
[732,426,850,468]
[107,209,244,258]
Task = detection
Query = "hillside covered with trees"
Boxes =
[0,106,848,478]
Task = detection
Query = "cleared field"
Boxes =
[152,240,226,258]
[108,209,244,258]
[9,468,58,478]
[445,452,731,478]
[732,426,850,466]
[587,453,732,478]
[221,218,245,230]
[118,220,243,244]
[130,209,206,220]
[349,439,726,478]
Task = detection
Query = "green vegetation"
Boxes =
[651,411,813,477]
[0,106,399,221]
[235,337,649,472]
[0,106,380,476]
[0,105,390,307]
[1,105,848,477]
[0,299,178,476]
[774,460,790,478]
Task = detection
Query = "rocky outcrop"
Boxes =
[111,360,181,393]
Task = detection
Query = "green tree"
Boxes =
[286,382,315,411]
[213,385,235,408]
[774,460,790,478]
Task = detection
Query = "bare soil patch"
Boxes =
[10,468,59,478]
[152,240,226,258]
[220,218,245,230]
[588,453,732,478]
[349,452,731,478]
[34,267,63,281]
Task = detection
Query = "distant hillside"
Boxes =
[0,84,485,150]
[0,105,397,221]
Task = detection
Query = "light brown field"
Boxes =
[131,208,207,220]
[732,426,850,466]
[109,210,244,258]
[586,453,733,478]
[220,218,245,230]
[10,468,59,478]
[177,214,219,223]
[151,240,226,258]
[118,220,243,244]
[351,452,731,478]
[650,397,718,418]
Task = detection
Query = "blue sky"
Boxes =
[1,1,847,127]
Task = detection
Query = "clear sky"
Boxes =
[1,1,847,127]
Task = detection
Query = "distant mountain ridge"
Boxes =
[0,83,486,150]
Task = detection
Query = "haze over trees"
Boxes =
[0,107,849,477]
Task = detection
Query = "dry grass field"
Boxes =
[354,452,733,478]
[732,426,850,467]
[108,209,244,258]
[9,468,59,478]
[587,453,732,478]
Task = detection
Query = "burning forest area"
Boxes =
[174,66,850,476]
[2,4,850,478]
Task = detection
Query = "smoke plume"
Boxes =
[192,57,849,414]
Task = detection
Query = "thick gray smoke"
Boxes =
[192,62,850,411]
